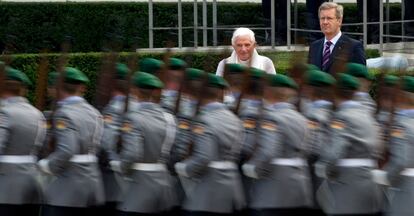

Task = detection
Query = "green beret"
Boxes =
[139,58,164,74]
[226,63,246,74]
[64,67,89,84]
[383,74,399,87]
[307,64,320,71]
[249,67,265,78]
[208,73,229,88]
[48,71,59,86]
[5,67,32,86]
[337,73,359,90]
[169,58,187,70]
[267,74,298,89]
[344,63,373,80]
[185,68,205,80]
[133,71,164,89]
[115,63,130,80]
[306,69,336,87]
[402,76,414,93]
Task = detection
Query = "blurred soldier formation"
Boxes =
[1,2,414,216]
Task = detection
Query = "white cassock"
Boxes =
[215,49,276,76]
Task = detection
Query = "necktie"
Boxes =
[322,41,332,70]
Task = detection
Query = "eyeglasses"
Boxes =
[319,17,337,22]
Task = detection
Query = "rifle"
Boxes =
[45,37,72,155]
[34,52,50,111]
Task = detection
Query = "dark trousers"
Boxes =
[41,205,93,216]
[183,210,236,216]
[98,202,118,216]
[0,204,40,216]
[250,208,310,216]
[331,214,383,216]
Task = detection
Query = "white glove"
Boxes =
[174,162,189,177]
[371,169,390,186]
[38,159,53,175]
[315,162,327,179]
[242,164,258,179]
[109,160,122,173]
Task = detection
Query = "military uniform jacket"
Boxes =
[243,102,312,209]
[42,96,105,207]
[316,100,382,214]
[384,109,414,216]
[100,95,140,203]
[354,91,377,115]
[117,102,178,213]
[175,102,246,213]
[0,97,46,204]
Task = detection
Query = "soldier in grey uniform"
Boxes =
[174,73,246,216]
[223,63,246,110]
[371,75,414,216]
[160,57,187,113]
[99,63,137,216]
[315,73,382,216]
[242,73,312,216]
[110,72,178,216]
[302,69,335,216]
[38,67,105,216]
[139,57,163,77]
[0,67,46,216]
[345,63,377,115]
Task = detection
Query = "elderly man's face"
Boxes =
[319,8,342,39]
[233,35,255,61]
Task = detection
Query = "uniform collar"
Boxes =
[201,102,225,112]
[112,95,126,101]
[162,89,178,97]
[58,96,85,106]
[137,102,158,110]
[1,96,28,105]
[396,109,414,117]
[354,91,370,98]
[337,100,361,110]
[268,102,294,110]
[241,98,262,107]
[312,99,332,108]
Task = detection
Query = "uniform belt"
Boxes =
[336,158,376,167]
[0,155,37,163]
[401,168,414,176]
[131,163,167,171]
[271,158,307,166]
[69,154,98,163]
[208,161,238,170]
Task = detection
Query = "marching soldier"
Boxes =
[345,63,376,115]
[138,57,164,77]
[38,67,105,216]
[315,73,382,216]
[110,72,178,216]
[371,76,414,216]
[302,69,335,216]
[242,73,312,216]
[0,67,46,216]
[174,73,246,216]
[377,74,399,127]
[160,57,187,113]
[99,63,137,216]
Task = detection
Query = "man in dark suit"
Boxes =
[308,2,366,74]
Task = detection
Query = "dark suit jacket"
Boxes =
[308,34,366,74]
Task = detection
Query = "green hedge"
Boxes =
[0,2,403,53]
[8,49,380,104]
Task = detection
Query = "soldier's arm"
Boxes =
[33,114,47,157]
[119,113,144,173]
[175,121,215,178]
[101,108,123,161]
[170,118,193,163]
[384,124,409,185]
[0,111,10,154]
[39,112,79,174]
[240,116,259,162]
[242,118,281,179]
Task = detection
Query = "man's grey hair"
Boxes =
[231,27,256,46]
[318,2,344,19]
